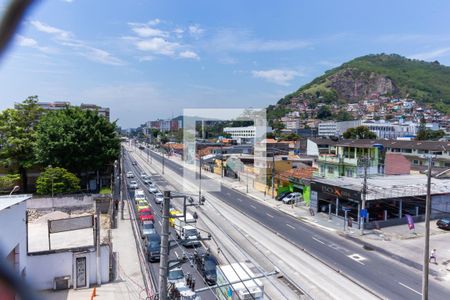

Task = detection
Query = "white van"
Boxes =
[282,192,302,205]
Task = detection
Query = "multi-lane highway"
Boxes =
[135,144,450,300]
[122,152,217,300]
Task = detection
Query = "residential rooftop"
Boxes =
[0,194,32,211]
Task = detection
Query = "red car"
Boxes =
[139,208,154,222]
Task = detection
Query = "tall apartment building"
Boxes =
[21,101,110,121]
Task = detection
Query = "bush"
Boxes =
[36,167,80,195]
[99,187,112,195]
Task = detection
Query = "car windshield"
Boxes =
[185,229,197,237]
[149,241,160,250]
[168,269,184,280]
[141,211,152,216]
[143,222,154,229]
[204,258,216,272]
[440,219,450,224]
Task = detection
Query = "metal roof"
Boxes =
[0,194,32,211]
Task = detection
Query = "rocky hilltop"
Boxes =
[268,54,450,120]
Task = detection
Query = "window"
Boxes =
[346,169,354,177]
[327,166,334,174]
[401,148,412,153]
[413,160,419,165]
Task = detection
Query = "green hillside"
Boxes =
[270,54,450,119]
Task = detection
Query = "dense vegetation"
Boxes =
[36,167,80,195]
[269,54,450,121]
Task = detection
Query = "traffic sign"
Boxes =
[360,209,368,218]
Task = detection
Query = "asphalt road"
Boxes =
[123,152,217,300]
[140,146,450,300]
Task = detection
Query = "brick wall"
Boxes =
[385,153,411,175]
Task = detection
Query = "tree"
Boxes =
[0,174,20,193]
[317,105,332,120]
[343,126,377,139]
[0,96,43,192]
[36,167,80,195]
[334,110,354,121]
[35,107,120,181]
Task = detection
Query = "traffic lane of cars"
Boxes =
[124,155,217,295]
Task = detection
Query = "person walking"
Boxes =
[429,249,437,264]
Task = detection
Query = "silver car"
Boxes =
[128,180,138,189]
[168,266,185,284]
[154,192,164,204]
[148,185,158,193]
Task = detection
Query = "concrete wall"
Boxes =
[0,201,27,275]
[27,245,110,290]
[27,195,94,210]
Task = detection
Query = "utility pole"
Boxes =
[199,157,202,201]
[221,144,224,177]
[159,190,171,300]
[162,150,165,174]
[359,155,369,235]
[271,154,275,198]
[95,208,101,286]
[422,155,433,300]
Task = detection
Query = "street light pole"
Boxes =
[162,151,165,174]
[422,155,433,300]
[159,191,171,300]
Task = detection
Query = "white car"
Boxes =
[128,180,138,189]
[141,172,147,178]
[168,266,185,285]
[148,185,158,193]
[154,192,164,204]
[282,192,302,204]
[143,178,152,185]
[126,171,134,178]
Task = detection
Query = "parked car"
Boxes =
[168,264,185,284]
[282,192,302,204]
[141,220,156,237]
[141,172,147,178]
[154,192,164,204]
[143,177,152,185]
[145,232,161,262]
[138,208,154,222]
[276,191,291,201]
[148,185,158,193]
[128,180,138,189]
[194,250,218,285]
[126,171,134,178]
[436,218,450,230]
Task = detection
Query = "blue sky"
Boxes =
[1,0,450,128]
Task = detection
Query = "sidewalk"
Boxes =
[39,199,148,300]
[162,150,450,281]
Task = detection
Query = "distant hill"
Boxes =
[268,54,450,120]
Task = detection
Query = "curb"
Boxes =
[341,233,440,277]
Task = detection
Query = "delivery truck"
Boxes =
[215,262,264,300]
[174,212,200,247]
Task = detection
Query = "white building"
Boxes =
[318,120,360,137]
[0,195,32,299]
[223,126,272,144]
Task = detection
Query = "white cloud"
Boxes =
[129,24,168,38]
[16,35,56,54]
[135,37,180,56]
[62,0,74,2]
[148,19,161,26]
[409,47,450,61]
[179,50,199,60]
[138,55,156,62]
[252,69,301,86]
[188,24,204,39]
[31,20,72,40]
[210,29,310,52]
[17,35,37,47]
[174,28,184,38]
[30,20,123,65]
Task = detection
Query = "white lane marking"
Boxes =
[250,205,256,209]
[158,221,162,226]
[347,253,367,265]
[266,213,274,218]
[398,282,422,296]
[302,218,336,232]
[174,251,179,258]
[312,237,326,245]
[286,224,295,230]
[237,198,243,202]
